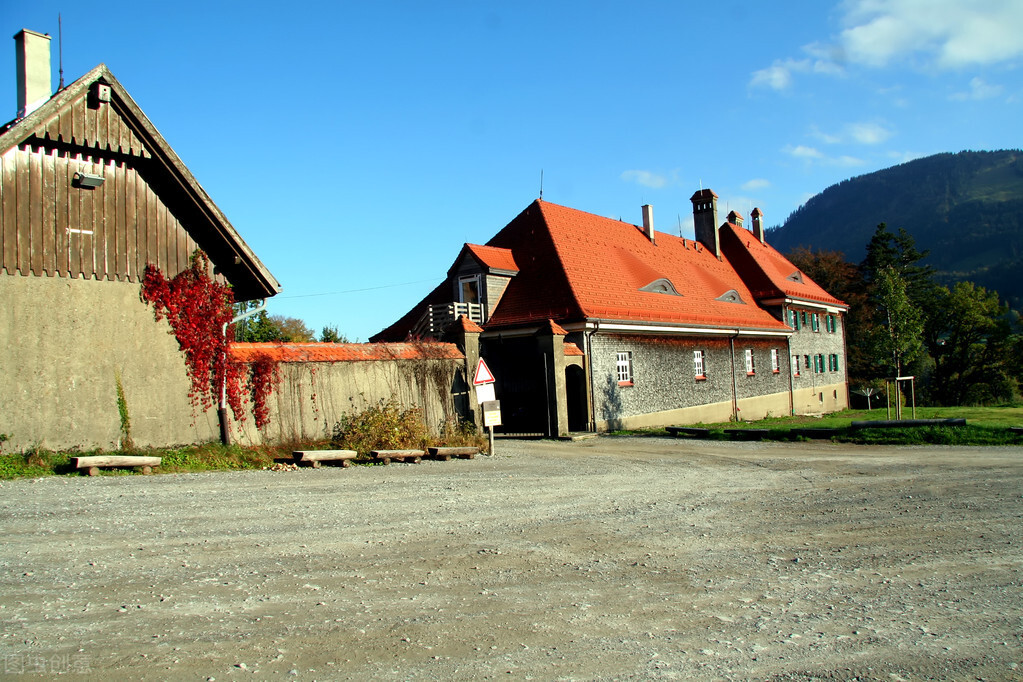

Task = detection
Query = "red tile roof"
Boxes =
[719,222,848,309]
[484,200,790,331]
[230,342,464,363]
[564,342,585,356]
[464,244,519,273]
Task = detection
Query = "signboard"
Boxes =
[482,400,502,427]
[473,358,495,385]
[475,382,496,404]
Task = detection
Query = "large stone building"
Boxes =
[373,191,848,436]
[0,30,280,452]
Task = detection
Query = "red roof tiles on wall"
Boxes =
[229,342,464,363]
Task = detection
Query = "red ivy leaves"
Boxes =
[141,251,280,431]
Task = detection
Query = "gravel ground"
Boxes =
[1,437,1021,681]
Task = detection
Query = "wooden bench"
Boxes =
[371,449,423,465]
[665,426,710,438]
[850,418,966,429]
[292,450,358,468]
[723,429,770,441]
[71,456,161,476]
[427,446,479,460]
[1009,426,1023,434]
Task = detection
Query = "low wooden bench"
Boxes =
[71,456,161,476]
[427,446,479,460]
[292,450,358,468]
[1009,426,1023,434]
[665,426,710,438]
[371,449,423,465]
[850,418,966,429]
[724,428,770,441]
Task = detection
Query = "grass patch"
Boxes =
[619,405,1023,446]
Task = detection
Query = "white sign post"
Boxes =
[473,358,498,455]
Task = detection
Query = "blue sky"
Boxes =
[4,1,1022,340]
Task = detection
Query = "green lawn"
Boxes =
[699,405,1023,430]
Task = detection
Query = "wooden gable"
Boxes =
[0,65,279,300]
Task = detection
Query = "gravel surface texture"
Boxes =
[1,437,1021,680]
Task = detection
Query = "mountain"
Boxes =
[767,150,1023,311]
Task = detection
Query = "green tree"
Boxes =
[868,265,925,378]
[320,325,349,343]
[232,302,315,342]
[924,282,1019,405]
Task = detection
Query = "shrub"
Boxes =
[331,399,430,456]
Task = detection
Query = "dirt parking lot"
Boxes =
[1,437,1021,680]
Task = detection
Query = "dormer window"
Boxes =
[639,278,681,296]
[786,271,804,283]
[715,289,746,304]
[458,275,480,304]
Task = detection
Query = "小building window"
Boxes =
[693,350,706,379]
[789,309,799,330]
[458,275,481,304]
[771,348,780,373]
[811,313,820,332]
[827,314,837,333]
[829,353,840,372]
[792,355,801,376]
[616,351,633,386]
[744,348,755,375]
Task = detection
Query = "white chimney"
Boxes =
[14,29,52,119]
[641,204,655,244]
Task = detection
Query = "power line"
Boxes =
[277,277,438,300]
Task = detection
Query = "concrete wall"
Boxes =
[227,357,466,445]
[0,274,218,452]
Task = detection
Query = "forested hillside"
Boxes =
[768,150,1023,311]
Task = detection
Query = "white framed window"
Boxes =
[693,350,705,379]
[458,275,481,304]
[792,354,801,376]
[744,348,755,375]
[616,351,633,385]
[771,348,780,373]
[789,309,799,330]
[827,314,837,333]
[811,313,820,332]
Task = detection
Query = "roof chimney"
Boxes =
[690,188,721,260]
[14,29,52,119]
[641,204,655,244]
[727,210,743,228]
[751,207,765,244]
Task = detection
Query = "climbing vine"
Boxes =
[141,250,280,430]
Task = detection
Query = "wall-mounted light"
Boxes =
[73,172,104,189]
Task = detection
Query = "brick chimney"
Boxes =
[641,204,655,244]
[751,207,765,244]
[727,210,743,228]
[690,189,720,260]
[14,29,52,119]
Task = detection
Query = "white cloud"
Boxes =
[950,76,1004,100]
[784,144,824,160]
[620,169,669,189]
[783,145,865,167]
[840,0,1023,69]
[810,121,893,145]
[750,0,1023,93]
[741,178,771,191]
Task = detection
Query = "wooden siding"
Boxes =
[0,143,199,281]
[36,86,151,158]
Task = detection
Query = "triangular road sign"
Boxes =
[473,358,496,385]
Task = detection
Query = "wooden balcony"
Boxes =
[412,301,485,338]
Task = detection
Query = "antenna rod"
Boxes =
[58,14,65,90]
[539,169,544,200]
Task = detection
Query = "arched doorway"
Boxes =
[566,364,588,432]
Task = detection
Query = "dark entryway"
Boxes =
[566,364,588,432]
